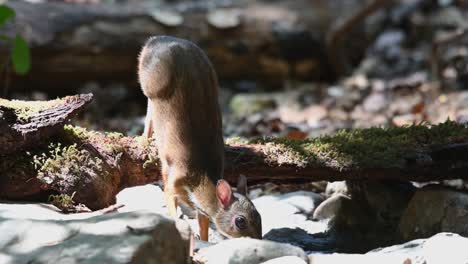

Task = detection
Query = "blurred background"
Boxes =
[1,0,468,139]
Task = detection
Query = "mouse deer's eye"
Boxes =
[234,216,247,230]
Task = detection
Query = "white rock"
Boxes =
[115,184,168,215]
[253,195,327,236]
[253,195,299,234]
[206,9,241,29]
[0,205,190,264]
[277,191,323,214]
[325,181,349,197]
[261,256,307,264]
[422,233,468,264]
[194,238,308,264]
[150,10,184,26]
[309,233,468,264]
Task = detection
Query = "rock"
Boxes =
[253,195,300,232]
[229,93,277,117]
[278,104,328,127]
[194,238,308,264]
[360,181,414,232]
[261,256,307,264]
[277,191,324,215]
[344,74,370,90]
[115,184,168,216]
[150,10,184,27]
[207,9,242,29]
[373,30,405,53]
[351,106,388,128]
[308,233,468,264]
[399,185,468,240]
[0,209,190,264]
[264,228,336,252]
[309,253,396,264]
[325,181,350,197]
[420,232,468,264]
[362,92,387,113]
[392,113,422,126]
[388,93,423,116]
[312,194,368,225]
[253,195,326,235]
[312,194,375,252]
[304,105,328,128]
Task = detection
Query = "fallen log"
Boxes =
[1,0,371,92]
[1,95,468,210]
[0,94,93,154]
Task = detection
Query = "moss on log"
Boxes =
[1,95,468,211]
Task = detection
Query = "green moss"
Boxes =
[49,192,76,209]
[106,132,124,140]
[225,136,249,145]
[63,125,92,140]
[143,154,158,169]
[0,97,62,122]
[33,142,106,184]
[249,137,310,167]
[134,136,160,169]
[135,135,151,148]
[246,121,468,169]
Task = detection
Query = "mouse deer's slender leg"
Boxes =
[197,212,210,241]
[164,185,179,218]
[143,100,154,138]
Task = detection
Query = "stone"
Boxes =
[421,232,468,264]
[115,184,168,216]
[0,203,190,264]
[325,181,349,198]
[261,256,307,264]
[312,193,372,229]
[312,194,375,252]
[308,233,468,264]
[229,93,277,117]
[392,113,421,127]
[207,9,242,29]
[399,185,468,240]
[264,228,336,252]
[360,181,414,232]
[150,10,184,27]
[278,105,328,127]
[194,238,308,264]
[277,191,324,215]
[362,92,387,113]
[304,105,328,128]
[253,195,300,233]
[253,195,326,236]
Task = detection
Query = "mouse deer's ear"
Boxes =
[237,174,248,196]
[216,180,233,209]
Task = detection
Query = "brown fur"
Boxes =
[138,36,261,239]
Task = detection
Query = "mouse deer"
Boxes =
[138,36,262,241]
